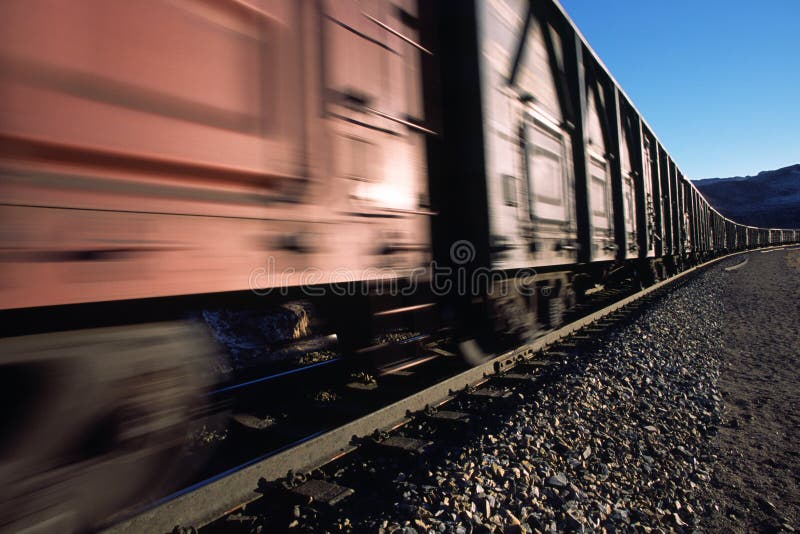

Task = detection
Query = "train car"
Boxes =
[617,101,642,261]
[713,209,721,252]
[709,202,721,255]
[680,178,694,257]
[691,186,699,251]
[641,133,662,260]
[725,219,737,251]
[694,186,705,255]
[737,224,748,250]
[709,209,720,253]
[692,186,702,255]
[694,185,706,255]
[721,218,727,251]
[0,0,433,312]
[657,147,674,259]
[630,124,673,279]
[423,0,591,333]
[709,206,719,254]
[672,163,683,260]
[695,187,705,255]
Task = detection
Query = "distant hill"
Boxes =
[694,164,800,229]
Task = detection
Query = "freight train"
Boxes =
[0,0,796,531]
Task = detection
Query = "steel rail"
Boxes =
[724,257,749,271]
[208,357,341,396]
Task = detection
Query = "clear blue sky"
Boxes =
[558,0,800,179]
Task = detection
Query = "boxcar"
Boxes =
[0,0,433,311]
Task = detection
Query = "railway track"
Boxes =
[103,248,771,533]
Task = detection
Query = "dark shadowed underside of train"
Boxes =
[0,0,797,531]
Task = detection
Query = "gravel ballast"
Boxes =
[208,248,800,533]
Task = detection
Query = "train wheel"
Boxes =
[0,321,219,532]
[563,285,577,312]
[456,300,503,367]
[548,296,565,329]
[458,287,536,366]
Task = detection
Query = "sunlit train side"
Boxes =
[421,0,797,334]
[0,0,432,311]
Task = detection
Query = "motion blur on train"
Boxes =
[0,0,797,531]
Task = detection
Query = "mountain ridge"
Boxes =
[694,163,800,184]
[693,164,800,229]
